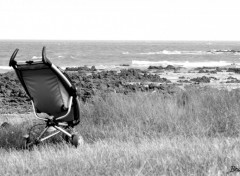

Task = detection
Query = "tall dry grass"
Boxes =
[0,137,240,175]
[78,87,240,142]
[1,86,240,146]
[1,86,240,175]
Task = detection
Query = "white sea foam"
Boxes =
[138,50,239,55]
[132,60,237,68]
[32,56,41,60]
[0,66,12,73]
[0,66,12,70]
[140,51,162,55]
[139,50,206,55]
[162,50,182,55]
[95,65,122,70]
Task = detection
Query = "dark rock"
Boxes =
[148,83,156,90]
[65,66,97,72]
[198,69,207,73]
[148,66,164,70]
[227,76,235,79]
[198,69,217,74]
[1,122,11,128]
[90,66,97,71]
[210,70,217,74]
[209,77,218,80]
[216,67,223,72]
[190,76,211,83]
[165,65,175,70]
[177,80,191,83]
[120,64,130,66]
[227,68,240,74]
[195,67,225,72]
[226,76,240,83]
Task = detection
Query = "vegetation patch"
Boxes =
[1,87,240,175]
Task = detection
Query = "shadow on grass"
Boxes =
[0,122,70,150]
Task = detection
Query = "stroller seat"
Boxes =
[9,47,82,148]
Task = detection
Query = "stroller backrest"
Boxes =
[9,47,76,118]
[19,63,70,116]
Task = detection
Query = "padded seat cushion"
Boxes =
[21,67,70,116]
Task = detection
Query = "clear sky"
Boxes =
[0,0,240,40]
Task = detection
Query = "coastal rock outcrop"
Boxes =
[226,76,240,83]
[227,68,240,74]
[0,68,176,113]
[195,67,224,73]
[190,76,211,83]
[148,65,178,71]
[65,66,97,72]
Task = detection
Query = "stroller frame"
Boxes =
[27,96,76,146]
[9,47,81,148]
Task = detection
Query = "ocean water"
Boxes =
[1,40,240,70]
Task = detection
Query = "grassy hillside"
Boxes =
[1,87,240,175]
[78,87,240,140]
[1,138,240,176]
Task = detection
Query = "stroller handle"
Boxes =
[42,46,47,63]
[42,46,52,65]
[9,48,19,67]
[9,46,51,67]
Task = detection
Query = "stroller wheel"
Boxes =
[71,134,79,147]
[62,127,73,143]
[71,134,84,147]
[23,134,34,150]
[23,134,30,149]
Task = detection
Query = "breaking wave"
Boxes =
[32,56,42,60]
[139,50,240,55]
[132,60,238,68]
[0,66,12,70]
[139,50,206,55]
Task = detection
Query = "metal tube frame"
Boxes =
[39,129,61,142]
[51,64,72,87]
[28,125,73,146]
[56,96,73,120]
[54,126,72,137]
[37,126,72,143]
[28,96,74,145]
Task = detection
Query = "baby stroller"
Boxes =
[9,47,82,148]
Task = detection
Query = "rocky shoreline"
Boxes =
[1,65,240,114]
